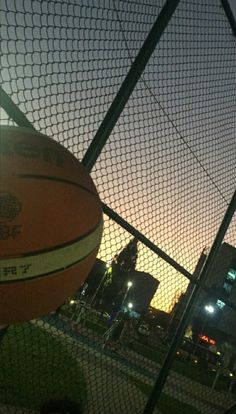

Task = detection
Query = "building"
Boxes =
[190,243,236,370]
[195,243,236,336]
[124,270,159,314]
[80,259,159,315]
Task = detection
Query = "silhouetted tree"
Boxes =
[114,237,138,272]
[101,238,139,311]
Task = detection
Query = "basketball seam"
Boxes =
[0,245,99,285]
[0,221,103,283]
[18,173,98,198]
[0,219,103,259]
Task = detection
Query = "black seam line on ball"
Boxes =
[17,174,98,198]
[0,245,100,285]
[0,219,102,258]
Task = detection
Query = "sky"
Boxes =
[1,0,236,312]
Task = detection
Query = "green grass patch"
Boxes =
[0,323,86,410]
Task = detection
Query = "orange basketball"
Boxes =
[0,126,103,324]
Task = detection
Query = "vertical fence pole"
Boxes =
[82,0,180,172]
[221,0,236,39]
[142,190,236,414]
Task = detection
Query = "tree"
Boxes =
[101,238,139,311]
[114,237,138,272]
[112,237,139,292]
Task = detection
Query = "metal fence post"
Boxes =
[0,87,35,130]
[82,0,180,172]
[142,189,236,414]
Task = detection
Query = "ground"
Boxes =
[0,312,235,414]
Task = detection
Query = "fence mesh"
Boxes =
[1,0,236,413]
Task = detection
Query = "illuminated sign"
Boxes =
[199,334,216,346]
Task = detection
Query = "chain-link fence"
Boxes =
[1,0,236,413]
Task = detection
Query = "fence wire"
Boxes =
[1,0,236,413]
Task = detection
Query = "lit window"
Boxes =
[226,269,236,282]
[216,299,225,309]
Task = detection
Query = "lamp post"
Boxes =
[90,260,112,306]
[201,303,215,343]
[203,303,222,391]
[120,281,133,309]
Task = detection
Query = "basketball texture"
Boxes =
[0,126,103,323]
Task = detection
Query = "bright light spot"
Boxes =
[70,300,75,305]
[128,302,133,309]
[229,372,234,377]
[127,281,133,288]
[193,359,198,364]
[106,260,112,268]
[176,351,180,355]
[216,351,221,356]
[204,304,215,314]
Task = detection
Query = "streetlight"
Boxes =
[192,303,216,362]
[204,304,215,314]
[120,281,133,310]
[90,260,112,305]
[106,259,112,269]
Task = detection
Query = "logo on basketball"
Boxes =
[0,192,22,223]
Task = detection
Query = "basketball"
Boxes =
[0,126,103,324]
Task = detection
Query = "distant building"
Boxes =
[81,259,159,314]
[190,243,236,370]
[194,243,236,337]
[124,270,159,314]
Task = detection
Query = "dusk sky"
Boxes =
[1,0,236,311]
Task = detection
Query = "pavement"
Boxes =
[34,314,236,414]
[1,314,235,414]
[33,317,155,414]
